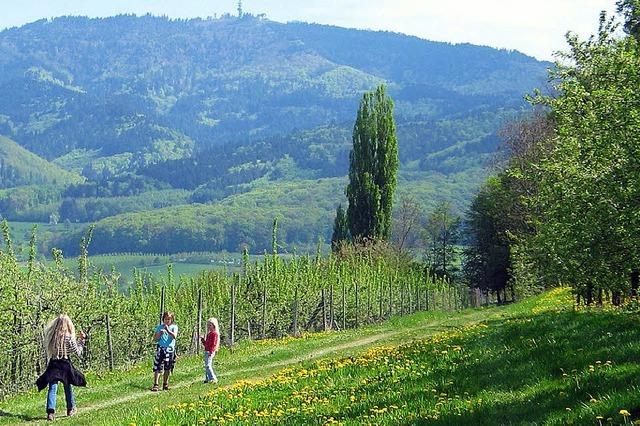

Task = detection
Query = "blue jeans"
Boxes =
[204,351,217,382]
[46,382,75,413]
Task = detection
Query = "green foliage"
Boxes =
[462,176,514,299]
[0,136,82,189]
[331,204,350,251]
[618,0,640,40]
[0,15,545,161]
[128,288,640,426]
[0,16,548,253]
[520,11,640,300]
[0,185,63,222]
[5,288,638,425]
[423,201,461,278]
[0,223,451,396]
[346,85,399,241]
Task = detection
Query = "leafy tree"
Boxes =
[346,85,399,242]
[463,177,514,303]
[423,201,461,278]
[491,111,555,299]
[331,204,350,251]
[391,196,422,253]
[523,10,640,303]
[618,0,640,40]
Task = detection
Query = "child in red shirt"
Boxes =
[201,318,219,383]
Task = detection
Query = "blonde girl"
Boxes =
[36,314,86,421]
[200,317,220,383]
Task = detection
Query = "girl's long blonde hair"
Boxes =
[44,314,76,359]
[207,317,219,332]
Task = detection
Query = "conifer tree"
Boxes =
[331,204,349,251]
[346,85,398,242]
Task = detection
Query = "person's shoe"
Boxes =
[162,383,170,391]
[150,384,159,392]
[46,413,55,421]
[67,408,77,416]
[203,379,209,384]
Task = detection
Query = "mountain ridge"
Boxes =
[0,14,550,254]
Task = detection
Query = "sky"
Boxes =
[0,0,619,61]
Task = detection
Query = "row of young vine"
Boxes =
[0,221,468,397]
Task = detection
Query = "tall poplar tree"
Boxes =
[346,85,399,242]
[331,204,350,251]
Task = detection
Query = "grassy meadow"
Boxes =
[2,288,640,425]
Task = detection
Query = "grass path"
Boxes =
[0,307,499,425]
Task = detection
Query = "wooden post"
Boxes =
[355,279,359,328]
[247,320,252,340]
[292,287,299,336]
[329,284,334,330]
[322,289,327,331]
[159,285,166,324]
[388,276,393,317]
[105,314,114,372]
[229,276,236,346]
[196,288,203,353]
[378,278,383,320]
[367,283,371,323]
[341,278,346,330]
[425,287,429,311]
[261,280,267,339]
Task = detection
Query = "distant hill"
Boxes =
[0,135,82,188]
[0,14,551,253]
[0,15,548,161]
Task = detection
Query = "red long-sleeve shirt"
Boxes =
[202,331,219,353]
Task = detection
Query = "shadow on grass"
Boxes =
[0,410,41,422]
[332,307,640,425]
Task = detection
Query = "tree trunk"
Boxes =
[597,288,603,306]
[586,282,593,305]
[631,269,639,297]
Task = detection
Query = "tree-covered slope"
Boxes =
[0,14,548,161]
[0,135,82,188]
[0,14,551,253]
[49,168,483,256]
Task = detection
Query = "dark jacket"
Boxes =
[36,358,87,391]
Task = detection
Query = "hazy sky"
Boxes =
[0,0,619,61]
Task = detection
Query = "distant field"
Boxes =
[74,253,248,281]
[3,221,304,281]
[4,221,83,254]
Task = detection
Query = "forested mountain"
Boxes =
[0,14,550,254]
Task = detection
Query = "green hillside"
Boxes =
[0,14,549,253]
[0,15,547,160]
[0,135,83,189]
[3,288,639,425]
[49,167,484,256]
